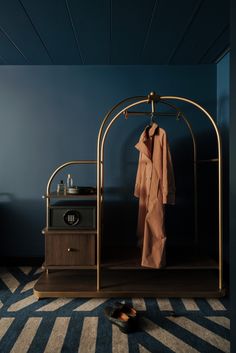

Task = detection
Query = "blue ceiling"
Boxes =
[0,0,230,65]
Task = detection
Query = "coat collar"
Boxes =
[135,122,159,159]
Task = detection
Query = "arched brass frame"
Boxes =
[97,93,222,293]
[44,160,97,228]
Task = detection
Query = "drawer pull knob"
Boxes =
[67,248,72,252]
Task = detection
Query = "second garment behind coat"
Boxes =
[134,122,175,268]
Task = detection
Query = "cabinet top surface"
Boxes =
[43,192,97,199]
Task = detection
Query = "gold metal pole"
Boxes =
[180,114,198,245]
[99,99,148,292]
[151,98,155,115]
[96,96,146,291]
[161,95,223,292]
[197,158,219,163]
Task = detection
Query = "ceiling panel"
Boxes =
[0,0,51,64]
[0,0,230,65]
[111,0,156,64]
[199,26,229,63]
[67,0,110,64]
[0,28,27,64]
[20,0,82,64]
[141,0,203,64]
[170,0,229,64]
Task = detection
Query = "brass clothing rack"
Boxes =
[34,91,224,298]
[97,91,223,294]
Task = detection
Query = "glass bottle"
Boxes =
[57,180,65,194]
[66,174,73,188]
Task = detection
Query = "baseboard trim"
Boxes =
[0,257,44,266]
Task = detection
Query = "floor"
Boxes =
[0,267,230,353]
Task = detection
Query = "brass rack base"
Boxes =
[34,269,226,299]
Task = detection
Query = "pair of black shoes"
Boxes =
[104,302,138,333]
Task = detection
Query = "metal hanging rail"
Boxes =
[123,111,177,117]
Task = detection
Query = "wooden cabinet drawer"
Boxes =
[45,232,96,266]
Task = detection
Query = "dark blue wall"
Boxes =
[230,0,236,350]
[217,53,230,275]
[0,65,216,257]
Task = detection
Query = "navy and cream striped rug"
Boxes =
[0,267,230,353]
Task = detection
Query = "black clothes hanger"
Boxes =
[145,112,159,139]
[150,112,155,126]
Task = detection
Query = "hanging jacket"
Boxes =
[134,122,175,268]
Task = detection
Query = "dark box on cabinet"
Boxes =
[49,200,96,230]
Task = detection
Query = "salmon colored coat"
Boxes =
[134,123,175,268]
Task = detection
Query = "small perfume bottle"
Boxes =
[66,174,73,188]
[57,180,65,194]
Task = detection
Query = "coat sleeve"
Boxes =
[134,152,142,198]
[162,131,175,205]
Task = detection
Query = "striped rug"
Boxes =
[0,267,230,353]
